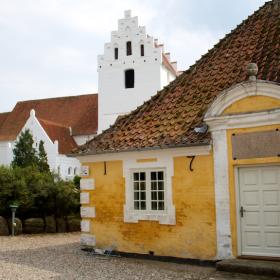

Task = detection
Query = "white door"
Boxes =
[238,166,280,257]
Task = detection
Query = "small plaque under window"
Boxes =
[232,130,280,160]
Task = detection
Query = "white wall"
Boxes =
[56,154,80,180]
[98,10,176,133]
[73,134,96,146]
[0,141,13,166]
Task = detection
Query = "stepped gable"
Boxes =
[0,94,98,141]
[75,0,280,155]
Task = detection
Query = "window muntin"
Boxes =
[126,41,132,56]
[132,170,165,212]
[140,44,144,56]
[125,69,134,88]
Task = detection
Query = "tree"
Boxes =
[12,129,38,168]
[38,140,50,173]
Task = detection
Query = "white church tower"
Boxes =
[98,10,178,132]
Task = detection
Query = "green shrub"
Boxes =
[0,166,80,219]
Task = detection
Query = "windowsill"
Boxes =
[124,205,176,225]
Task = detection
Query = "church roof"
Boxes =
[0,112,11,129]
[74,0,280,156]
[38,119,78,154]
[0,94,98,153]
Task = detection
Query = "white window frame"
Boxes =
[131,168,166,213]
[124,164,175,225]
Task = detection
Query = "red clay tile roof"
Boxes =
[0,112,10,130]
[75,0,280,155]
[0,94,98,142]
[38,119,78,154]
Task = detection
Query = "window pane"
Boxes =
[134,182,139,190]
[151,191,157,200]
[151,202,157,210]
[134,201,139,210]
[140,201,146,210]
[114,48,118,60]
[158,181,164,190]
[158,202,164,210]
[125,69,134,88]
[140,182,146,190]
[151,171,157,180]
[140,44,144,56]
[134,192,139,200]
[126,41,132,56]
[151,181,157,190]
[158,191,164,200]
[140,172,146,181]
[134,172,139,181]
[158,171,164,180]
[140,191,146,200]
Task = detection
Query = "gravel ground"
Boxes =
[0,233,277,280]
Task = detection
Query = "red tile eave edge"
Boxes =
[69,141,212,157]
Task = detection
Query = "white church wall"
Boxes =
[56,154,81,180]
[98,10,176,133]
[0,141,14,166]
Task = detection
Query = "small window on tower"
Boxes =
[126,41,132,56]
[140,44,144,56]
[114,48,118,60]
[125,69,134,88]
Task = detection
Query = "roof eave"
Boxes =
[69,141,212,157]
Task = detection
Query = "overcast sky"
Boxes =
[0,0,266,112]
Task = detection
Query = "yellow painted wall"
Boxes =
[225,95,280,257]
[222,96,280,115]
[83,154,217,259]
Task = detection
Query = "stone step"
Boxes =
[216,259,280,277]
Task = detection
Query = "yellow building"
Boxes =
[74,1,280,260]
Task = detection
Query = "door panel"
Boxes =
[239,166,280,257]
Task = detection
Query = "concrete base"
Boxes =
[216,259,280,277]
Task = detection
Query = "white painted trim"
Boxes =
[76,145,211,163]
[123,155,176,225]
[80,192,90,204]
[212,130,233,259]
[81,206,96,218]
[81,220,91,233]
[205,80,280,118]
[80,179,95,190]
[205,109,280,132]
[234,166,242,257]
[80,234,96,246]
[124,167,175,225]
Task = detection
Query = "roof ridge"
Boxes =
[17,93,98,104]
